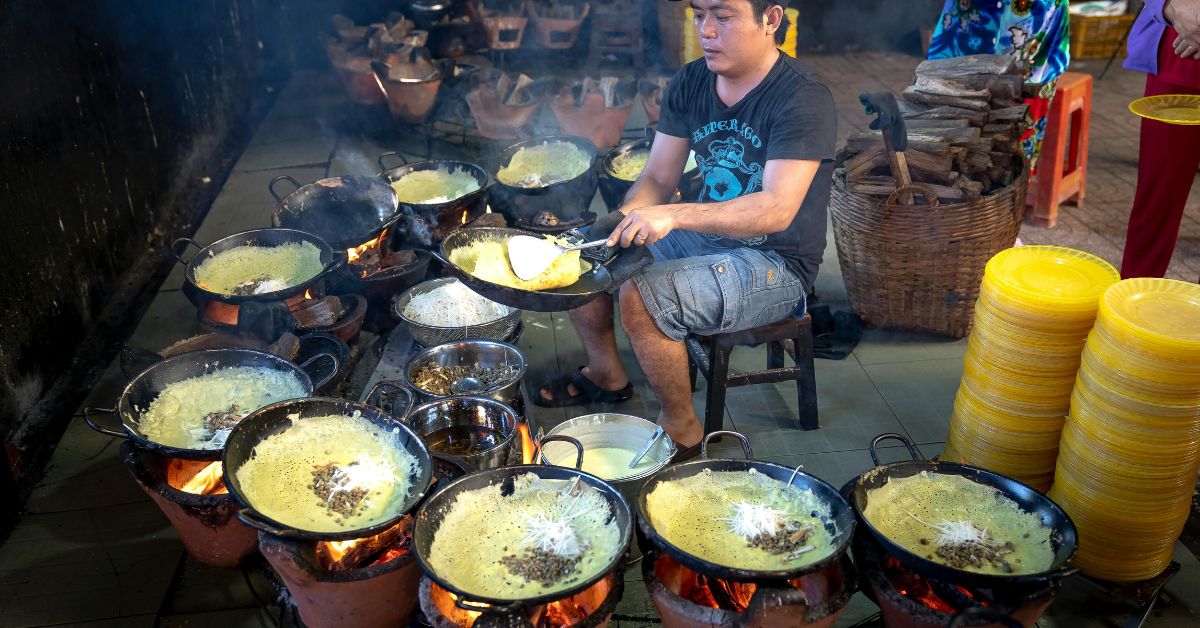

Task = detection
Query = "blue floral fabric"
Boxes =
[928,0,1071,85]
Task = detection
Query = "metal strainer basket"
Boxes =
[392,277,522,346]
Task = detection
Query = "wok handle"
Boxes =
[429,248,452,268]
[236,509,295,537]
[535,435,583,470]
[170,237,204,266]
[82,407,128,439]
[364,380,415,421]
[701,430,752,460]
[946,607,1024,628]
[298,352,340,392]
[868,432,924,466]
[323,250,348,275]
[377,151,409,174]
[268,175,302,204]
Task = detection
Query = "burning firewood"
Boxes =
[317,517,413,571]
[293,296,346,329]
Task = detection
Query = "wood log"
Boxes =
[955,74,1023,100]
[989,152,1016,171]
[957,178,985,201]
[848,126,980,149]
[904,148,955,182]
[898,99,930,117]
[913,76,992,99]
[983,122,1017,135]
[847,176,965,202]
[1022,82,1043,99]
[317,518,413,571]
[902,86,990,112]
[989,105,1029,122]
[845,134,952,155]
[902,118,973,130]
[903,105,989,127]
[916,54,1019,78]
[961,151,994,173]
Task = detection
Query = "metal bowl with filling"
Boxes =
[851,433,1078,588]
[83,348,338,460]
[403,339,526,406]
[637,432,855,582]
[414,442,632,609]
[223,397,433,541]
[393,278,520,347]
[171,229,343,305]
[488,135,599,228]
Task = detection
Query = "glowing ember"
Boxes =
[347,230,388,266]
[518,422,535,464]
[316,518,412,571]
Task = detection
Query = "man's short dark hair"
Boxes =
[747,0,789,45]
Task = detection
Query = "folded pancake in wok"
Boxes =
[234,414,419,533]
[861,471,1053,575]
[645,468,838,571]
[427,473,621,598]
[449,234,589,291]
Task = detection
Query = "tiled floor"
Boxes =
[2,51,1197,627]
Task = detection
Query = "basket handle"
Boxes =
[881,184,939,211]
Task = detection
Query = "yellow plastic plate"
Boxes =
[1100,278,1200,352]
[984,246,1120,307]
[1129,95,1200,125]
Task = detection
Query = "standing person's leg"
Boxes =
[1121,74,1200,278]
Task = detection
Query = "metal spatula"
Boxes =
[507,235,608,281]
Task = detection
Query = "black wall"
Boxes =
[0,0,293,501]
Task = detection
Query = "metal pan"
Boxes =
[488,135,599,228]
[171,228,344,305]
[223,397,433,541]
[377,152,489,246]
[270,174,401,250]
[412,436,634,612]
[434,226,617,312]
[851,433,1079,588]
[637,431,856,583]
[83,348,338,460]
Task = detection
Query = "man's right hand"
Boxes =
[1166,0,1200,58]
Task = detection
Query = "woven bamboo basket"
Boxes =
[830,169,1027,338]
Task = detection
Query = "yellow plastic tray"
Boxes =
[1129,94,1200,125]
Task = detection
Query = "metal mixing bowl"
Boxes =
[406,396,518,471]
[404,339,527,408]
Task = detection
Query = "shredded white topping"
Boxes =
[402,280,511,327]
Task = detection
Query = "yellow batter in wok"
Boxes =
[449,236,589,291]
[861,472,1054,575]
[645,468,838,571]
[234,413,419,533]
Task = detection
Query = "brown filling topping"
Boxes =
[935,538,1017,572]
[201,405,243,433]
[501,547,584,587]
[747,521,814,557]
[310,462,370,522]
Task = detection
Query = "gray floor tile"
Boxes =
[160,558,262,616]
[862,358,964,406]
[25,421,148,514]
[158,607,280,628]
[885,393,955,446]
[852,328,967,365]
[126,290,202,355]
[0,585,122,627]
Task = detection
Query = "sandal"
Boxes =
[533,367,634,408]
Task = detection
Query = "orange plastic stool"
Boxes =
[1026,71,1093,227]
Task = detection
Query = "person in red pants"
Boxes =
[1121,0,1200,279]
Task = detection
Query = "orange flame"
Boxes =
[460,210,469,225]
[517,423,535,464]
[179,461,228,495]
[304,288,314,300]
[347,230,388,265]
[321,538,358,565]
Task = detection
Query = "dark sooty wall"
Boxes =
[0,1,287,489]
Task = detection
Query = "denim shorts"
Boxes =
[628,230,807,341]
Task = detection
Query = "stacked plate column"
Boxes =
[943,246,1120,492]
[1048,278,1200,581]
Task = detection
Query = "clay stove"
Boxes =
[120,442,258,567]
[854,530,1062,628]
[258,517,423,628]
[418,567,624,627]
[642,550,855,628]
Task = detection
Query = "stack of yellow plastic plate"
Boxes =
[943,246,1119,491]
[1048,278,1200,582]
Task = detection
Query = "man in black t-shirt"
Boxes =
[536,0,836,454]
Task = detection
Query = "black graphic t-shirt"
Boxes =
[657,53,836,290]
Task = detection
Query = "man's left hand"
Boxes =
[606,205,678,248]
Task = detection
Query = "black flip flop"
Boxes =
[532,367,634,408]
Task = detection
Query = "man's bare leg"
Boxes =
[539,294,630,401]
[618,282,703,447]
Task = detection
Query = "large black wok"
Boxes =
[377,152,489,246]
[413,436,633,612]
[434,226,623,312]
[597,137,703,212]
[223,397,433,541]
[83,348,338,460]
[851,433,1079,588]
[637,431,856,583]
[488,135,599,228]
[270,174,401,250]
[171,228,344,305]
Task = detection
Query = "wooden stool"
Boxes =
[1026,71,1092,228]
[685,314,819,435]
[589,10,645,71]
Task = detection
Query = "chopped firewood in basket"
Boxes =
[836,54,1031,202]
